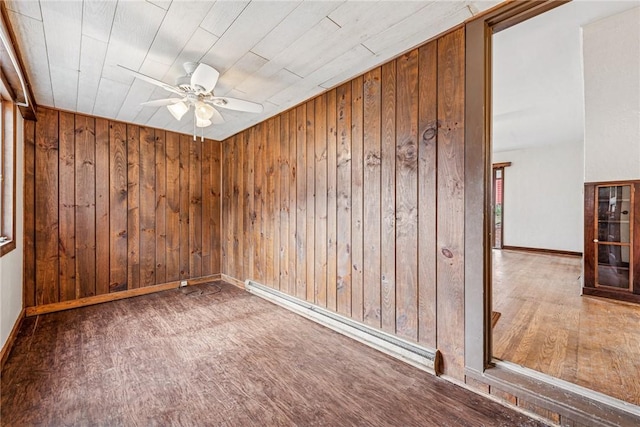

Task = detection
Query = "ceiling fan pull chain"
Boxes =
[193,111,196,141]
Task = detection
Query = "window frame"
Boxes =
[0,98,16,256]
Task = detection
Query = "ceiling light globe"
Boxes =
[195,101,215,120]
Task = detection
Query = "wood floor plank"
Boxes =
[2,282,544,427]
[493,249,640,405]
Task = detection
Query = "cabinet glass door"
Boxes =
[595,184,633,290]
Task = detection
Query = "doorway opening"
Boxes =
[490,0,640,406]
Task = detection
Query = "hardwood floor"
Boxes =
[493,250,640,406]
[1,282,542,426]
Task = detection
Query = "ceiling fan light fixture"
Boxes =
[195,101,215,120]
[196,117,212,128]
[167,101,189,120]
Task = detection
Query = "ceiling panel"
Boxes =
[6,0,499,140]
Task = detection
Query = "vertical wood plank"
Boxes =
[75,115,97,298]
[295,105,307,299]
[211,141,222,274]
[35,108,59,305]
[253,125,266,284]
[326,90,338,312]
[271,117,281,290]
[287,110,297,296]
[165,132,181,281]
[363,68,382,328]
[201,140,213,277]
[395,49,419,341]
[381,61,397,334]
[127,124,140,290]
[418,41,438,348]
[223,137,234,277]
[179,135,191,279]
[437,28,466,379]
[305,101,316,302]
[23,119,36,307]
[315,95,328,307]
[351,76,365,322]
[336,83,352,316]
[109,122,128,292]
[279,112,290,292]
[265,120,276,287]
[58,111,75,301]
[189,137,202,278]
[243,132,253,281]
[155,130,167,284]
[139,127,156,287]
[95,118,110,296]
[234,134,244,281]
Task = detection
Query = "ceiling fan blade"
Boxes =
[210,107,224,125]
[191,63,220,93]
[209,96,263,113]
[140,97,185,107]
[118,65,183,95]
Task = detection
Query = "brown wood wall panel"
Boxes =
[23,119,36,307]
[24,108,222,308]
[363,69,382,329]
[221,27,468,380]
[436,28,466,380]
[395,50,420,342]
[279,113,291,293]
[179,135,191,279]
[242,132,252,283]
[325,90,338,312]
[189,137,202,278]
[155,131,167,284]
[58,112,76,302]
[304,105,315,301]
[127,125,141,290]
[417,42,438,348]
[380,61,397,335]
[140,127,156,288]
[165,132,181,282]
[351,76,364,322]
[75,115,97,298]
[95,119,110,296]
[314,95,327,307]
[336,83,352,316]
[109,122,128,292]
[35,108,59,305]
[295,107,307,300]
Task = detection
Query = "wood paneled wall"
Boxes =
[222,29,465,379]
[23,108,221,308]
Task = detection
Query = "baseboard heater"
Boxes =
[245,280,441,375]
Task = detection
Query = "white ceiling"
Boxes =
[6,0,501,141]
[492,0,640,153]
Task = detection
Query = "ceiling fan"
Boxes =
[118,62,263,139]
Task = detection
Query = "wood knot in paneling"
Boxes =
[365,151,381,167]
[396,141,417,169]
[441,247,454,259]
[422,120,440,143]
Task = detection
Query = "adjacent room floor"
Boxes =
[492,250,640,406]
[2,281,542,426]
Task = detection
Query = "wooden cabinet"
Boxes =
[584,180,640,303]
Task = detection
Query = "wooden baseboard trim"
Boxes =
[582,287,640,304]
[245,279,440,375]
[1,307,25,370]
[25,275,222,317]
[501,246,582,258]
[221,273,245,289]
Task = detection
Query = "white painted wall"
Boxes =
[0,113,24,351]
[493,142,584,253]
[583,6,640,182]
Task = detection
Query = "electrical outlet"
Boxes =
[180,280,188,287]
